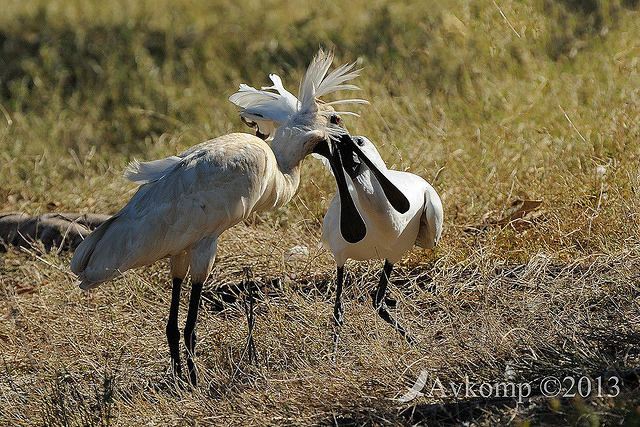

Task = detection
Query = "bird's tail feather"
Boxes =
[70,214,121,289]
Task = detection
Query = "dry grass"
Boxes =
[2,226,639,425]
[2,0,640,425]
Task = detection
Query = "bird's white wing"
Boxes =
[72,134,276,287]
[123,137,275,252]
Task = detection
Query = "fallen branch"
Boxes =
[0,212,109,253]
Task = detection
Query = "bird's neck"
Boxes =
[274,149,304,178]
[266,125,324,209]
[270,132,311,194]
[276,161,302,196]
[250,142,304,213]
[277,153,303,205]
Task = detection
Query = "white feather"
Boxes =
[229,50,368,140]
[123,156,182,184]
[298,51,365,117]
[228,74,300,139]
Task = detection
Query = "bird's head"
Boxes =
[229,49,364,147]
[312,129,410,244]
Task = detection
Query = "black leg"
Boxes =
[166,277,183,378]
[184,281,204,386]
[243,268,257,364]
[332,266,345,360]
[372,260,415,345]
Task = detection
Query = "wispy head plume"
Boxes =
[229,49,367,140]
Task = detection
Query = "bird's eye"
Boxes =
[330,114,341,125]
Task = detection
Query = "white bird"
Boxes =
[71,50,365,385]
[319,135,443,350]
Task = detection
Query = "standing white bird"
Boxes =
[71,50,368,385]
[319,134,443,351]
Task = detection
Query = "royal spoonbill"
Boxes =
[71,50,370,385]
[319,135,443,351]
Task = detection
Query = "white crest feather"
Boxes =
[298,54,362,113]
[229,49,368,140]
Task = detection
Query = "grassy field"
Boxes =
[1,0,640,424]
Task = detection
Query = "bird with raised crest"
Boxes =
[231,58,436,355]
[70,50,394,385]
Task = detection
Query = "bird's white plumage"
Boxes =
[229,50,367,140]
[124,156,182,185]
[320,136,443,267]
[71,133,291,288]
[297,58,364,114]
[71,50,363,290]
[228,74,299,139]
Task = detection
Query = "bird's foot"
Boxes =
[404,333,417,346]
[187,358,198,387]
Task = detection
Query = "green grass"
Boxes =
[1,0,640,424]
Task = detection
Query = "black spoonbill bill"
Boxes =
[71,50,372,385]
